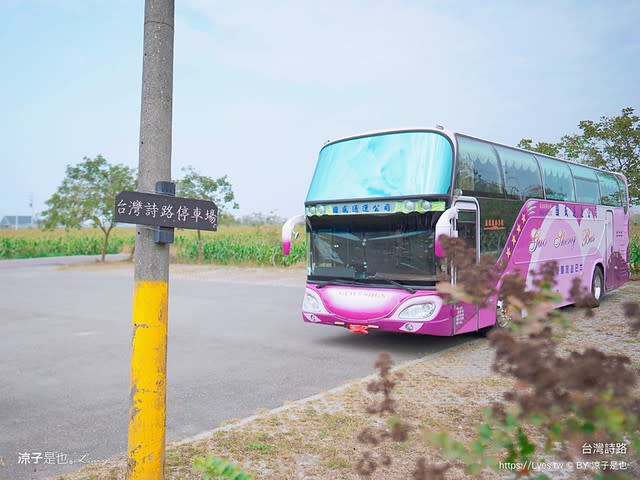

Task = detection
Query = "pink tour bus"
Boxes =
[282,128,630,335]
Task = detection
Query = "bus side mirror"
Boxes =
[434,207,458,257]
[282,214,305,256]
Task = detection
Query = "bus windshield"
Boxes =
[306,131,453,202]
[308,212,441,284]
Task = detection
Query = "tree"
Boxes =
[516,138,561,157]
[238,210,284,226]
[517,107,640,204]
[176,166,239,262]
[42,155,136,261]
[560,107,640,203]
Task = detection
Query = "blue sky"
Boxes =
[1,0,639,219]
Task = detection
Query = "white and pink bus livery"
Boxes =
[282,128,630,335]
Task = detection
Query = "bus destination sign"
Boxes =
[114,191,218,231]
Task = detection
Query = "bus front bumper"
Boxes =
[302,310,454,336]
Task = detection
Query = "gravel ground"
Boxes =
[48,272,639,480]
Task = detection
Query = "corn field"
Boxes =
[630,236,640,275]
[172,225,306,266]
[0,226,306,267]
[0,231,130,259]
[174,235,306,266]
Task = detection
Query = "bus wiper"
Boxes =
[314,278,416,294]
[370,274,416,293]
[314,278,368,288]
[378,279,416,294]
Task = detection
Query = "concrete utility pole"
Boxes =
[127,1,174,479]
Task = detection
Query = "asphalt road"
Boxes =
[0,257,473,480]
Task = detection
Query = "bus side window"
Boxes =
[616,176,628,213]
[574,178,600,204]
[571,164,600,204]
[495,146,543,200]
[597,172,622,207]
[456,136,504,196]
[537,156,575,201]
[457,210,477,258]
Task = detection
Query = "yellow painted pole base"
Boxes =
[127,280,168,479]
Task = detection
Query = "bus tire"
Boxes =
[496,299,511,329]
[591,266,604,307]
[477,300,511,337]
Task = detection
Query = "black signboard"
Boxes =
[115,191,217,231]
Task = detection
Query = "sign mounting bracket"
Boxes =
[154,181,176,244]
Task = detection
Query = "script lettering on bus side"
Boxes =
[582,228,597,247]
[554,230,577,249]
[528,229,547,254]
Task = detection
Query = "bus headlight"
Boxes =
[398,302,437,320]
[303,292,323,312]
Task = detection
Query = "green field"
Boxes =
[172,225,306,266]
[1,224,639,273]
[0,227,133,259]
[630,223,640,274]
[0,225,306,267]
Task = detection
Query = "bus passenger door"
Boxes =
[452,198,481,333]
[604,210,614,291]
[453,199,480,263]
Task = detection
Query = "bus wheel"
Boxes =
[496,299,511,329]
[591,267,604,307]
[477,300,510,336]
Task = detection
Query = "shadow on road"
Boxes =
[314,328,482,357]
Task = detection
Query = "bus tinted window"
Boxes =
[495,146,543,199]
[616,175,628,212]
[597,172,622,206]
[456,136,503,196]
[536,156,575,201]
[570,163,598,181]
[573,178,600,204]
